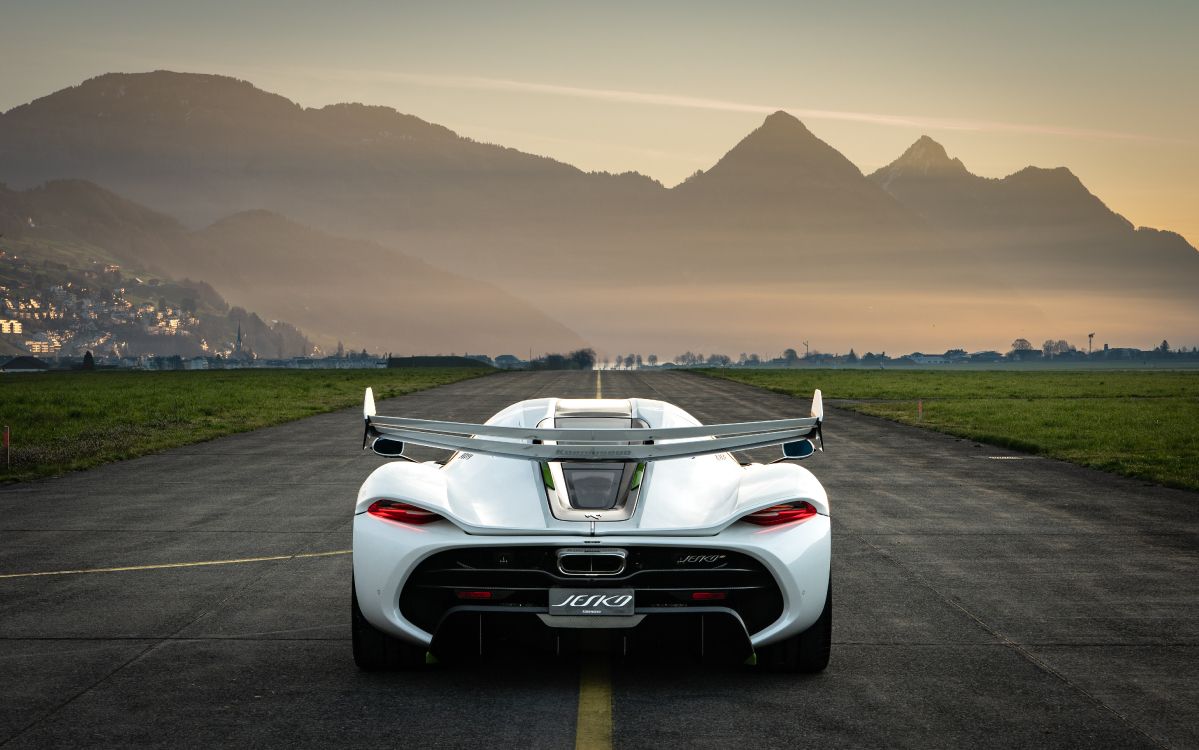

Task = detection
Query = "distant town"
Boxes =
[2,253,204,357]
[0,248,308,366]
[3,248,1196,373]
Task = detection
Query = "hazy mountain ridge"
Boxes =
[1,71,1195,352]
[0,178,587,353]
[0,181,313,358]
[868,137,1196,293]
[0,71,662,231]
[871,143,1128,232]
[0,177,184,253]
[185,208,587,353]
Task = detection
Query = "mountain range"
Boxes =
[1,71,1194,353]
[0,180,585,354]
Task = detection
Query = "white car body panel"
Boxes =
[352,394,830,654]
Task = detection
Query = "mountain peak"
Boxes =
[6,69,300,121]
[760,109,808,129]
[688,109,861,185]
[907,135,950,161]
[746,110,819,145]
[671,109,918,228]
[882,136,970,179]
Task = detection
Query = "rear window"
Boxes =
[561,464,627,509]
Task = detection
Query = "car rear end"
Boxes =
[352,505,830,664]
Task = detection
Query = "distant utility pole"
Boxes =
[1088,332,1095,355]
[802,341,810,357]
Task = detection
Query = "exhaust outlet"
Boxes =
[556,548,628,576]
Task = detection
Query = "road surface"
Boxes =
[1,370,1195,748]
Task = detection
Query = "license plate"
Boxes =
[548,588,635,616]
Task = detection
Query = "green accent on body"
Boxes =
[630,463,645,489]
[541,462,555,490]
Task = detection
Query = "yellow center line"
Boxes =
[576,371,613,748]
[575,652,613,750]
[0,549,351,580]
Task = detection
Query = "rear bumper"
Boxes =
[352,514,830,652]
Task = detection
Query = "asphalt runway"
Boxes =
[1,370,1196,749]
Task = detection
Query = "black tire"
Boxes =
[758,581,831,673]
[352,578,425,671]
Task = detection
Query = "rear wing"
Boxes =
[362,388,824,462]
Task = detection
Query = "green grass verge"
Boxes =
[698,369,1199,492]
[0,368,491,482]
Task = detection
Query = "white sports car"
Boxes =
[352,387,830,672]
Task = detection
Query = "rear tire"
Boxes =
[758,581,831,673]
[352,578,425,671]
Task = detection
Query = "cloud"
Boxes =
[328,70,1162,143]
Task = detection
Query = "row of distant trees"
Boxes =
[604,353,659,369]
[610,339,1195,368]
[1012,339,1077,357]
[609,349,803,367]
[1010,338,1186,358]
[531,339,1195,371]
[529,348,597,370]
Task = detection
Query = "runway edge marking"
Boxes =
[0,550,351,580]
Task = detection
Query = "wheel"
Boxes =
[758,580,831,673]
[351,578,425,671]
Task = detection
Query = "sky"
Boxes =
[1,0,1196,245]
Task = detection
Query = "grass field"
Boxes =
[700,369,1199,491]
[0,368,490,482]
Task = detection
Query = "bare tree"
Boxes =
[569,348,597,370]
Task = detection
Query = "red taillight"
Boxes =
[691,591,727,601]
[367,500,442,525]
[741,502,819,526]
[456,590,493,600]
